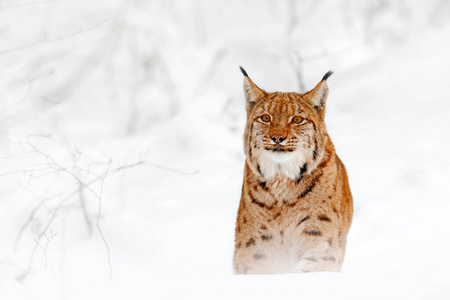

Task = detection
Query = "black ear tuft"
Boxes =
[239,66,249,77]
[322,70,333,81]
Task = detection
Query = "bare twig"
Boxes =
[0,166,53,178]
[96,160,112,278]
[16,189,78,282]
[78,181,93,235]
[119,171,126,207]
[34,230,57,269]
[14,194,58,252]
[14,155,147,281]
[12,136,196,281]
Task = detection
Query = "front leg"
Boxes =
[292,224,344,273]
[234,236,267,274]
[234,230,281,274]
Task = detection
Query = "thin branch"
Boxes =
[33,230,57,269]
[119,170,126,207]
[16,189,78,282]
[14,194,56,252]
[78,181,93,235]
[96,159,112,278]
[0,166,53,178]
[12,136,197,281]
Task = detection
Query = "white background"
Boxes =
[1,0,450,299]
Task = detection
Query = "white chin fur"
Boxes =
[258,149,306,180]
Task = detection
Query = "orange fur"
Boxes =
[234,69,353,274]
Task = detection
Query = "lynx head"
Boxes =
[240,66,333,181]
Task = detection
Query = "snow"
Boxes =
[1,1,450,299]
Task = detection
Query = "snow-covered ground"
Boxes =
[1,1,450,299]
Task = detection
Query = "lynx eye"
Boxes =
[260,114,271,123]
[292,116,304,124]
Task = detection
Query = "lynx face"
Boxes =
[248,95,320,180]
[242,68,332,181]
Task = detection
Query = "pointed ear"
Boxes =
[303,70,333,117]
[240,66,267,111]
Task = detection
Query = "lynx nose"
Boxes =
[271,134,285,144]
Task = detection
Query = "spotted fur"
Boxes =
[233,67,353,274]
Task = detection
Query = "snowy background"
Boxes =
[1,0,450,299]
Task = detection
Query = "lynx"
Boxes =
[233,67,353,274]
